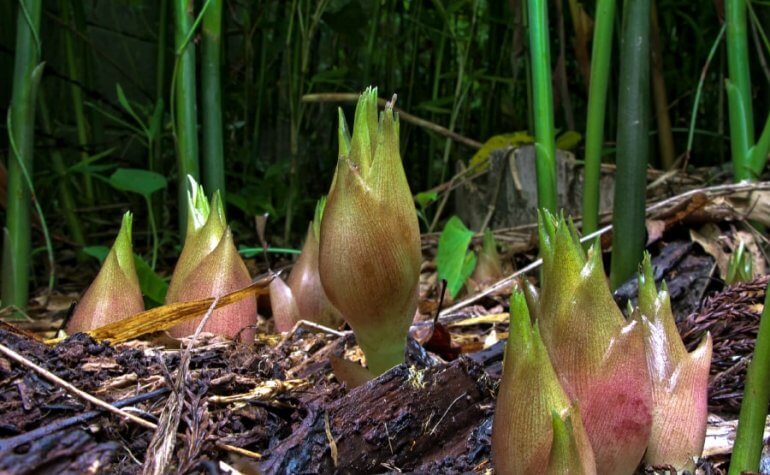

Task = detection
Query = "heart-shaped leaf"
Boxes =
[109,168,167,197]
[437,216,477,298]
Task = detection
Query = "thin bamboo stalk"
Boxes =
[201,0,225,199]
[650,0,676,170]
[729,282,770,474]
[37,88,86,254]
[527,0,557,212]
[609,0,651,289]
[61,0,93,203]
[581,0,616,235]
[1,0,43,312]
[173,0,201,235]
[725,0,755,181]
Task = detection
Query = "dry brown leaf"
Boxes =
[47,279,270,345]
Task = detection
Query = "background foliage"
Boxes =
[0,0,768,278]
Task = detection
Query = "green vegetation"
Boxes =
[729,281,770,474]
[0,2,768,318]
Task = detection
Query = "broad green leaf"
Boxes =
[437,216,477,298]
[83,245,109,262]
[133,254,168,305]
[109,168,167,197]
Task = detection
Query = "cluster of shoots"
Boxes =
[69,88,422,381]
[68,177,257,342]
[492,212,712,474]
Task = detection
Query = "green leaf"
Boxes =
[109,168,167,197]
[414,190,438,209]
[83,245,110,263]
[436,216,477,298]
[133,254,167,306]
[116,83,148,136]
[556,131,582,150]
[147,99,164,140]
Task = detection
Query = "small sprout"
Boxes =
[285,197,343,328]
[537,211,652,474]
[66,212,144,333]
[492,291,596,474]
[726,240,754,285]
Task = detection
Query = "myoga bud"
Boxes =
[66,212,144,332]
[166,177,256,341]
[492,291,596,474]
[319,87,422,376]
[286,198,343,328]
[636,253,712,471]
[537,211,652,474]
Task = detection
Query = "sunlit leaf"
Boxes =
[437,216,477,298]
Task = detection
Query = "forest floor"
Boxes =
[1,182,770,474]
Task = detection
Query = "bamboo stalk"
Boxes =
[650,0,676,170]
[526,0,557,212]
[729,281,770,474]
[725,0,755,181]
[201,0,225,199]
[580,0,616,235]
[37,88,86,254]
[1,0,43,312]
[61,0,93,203]
[173,0,201,235]
[609,0,651,289]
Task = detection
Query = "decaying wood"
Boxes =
[0,429,119,475]
[260,358,493,474]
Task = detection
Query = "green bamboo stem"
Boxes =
[650,1,676,170]
[173,0,201,236]
[527,0,557,213]
[725,0,755,181]
[686,25,726,158]
[201,0,225,199]
[153,0,168,175]
[61,0,93,204]
[580,0,616,235]
[729,282,770,474]
[37,88,86,253]
[2,0,42,312]
[609,0,651,290]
